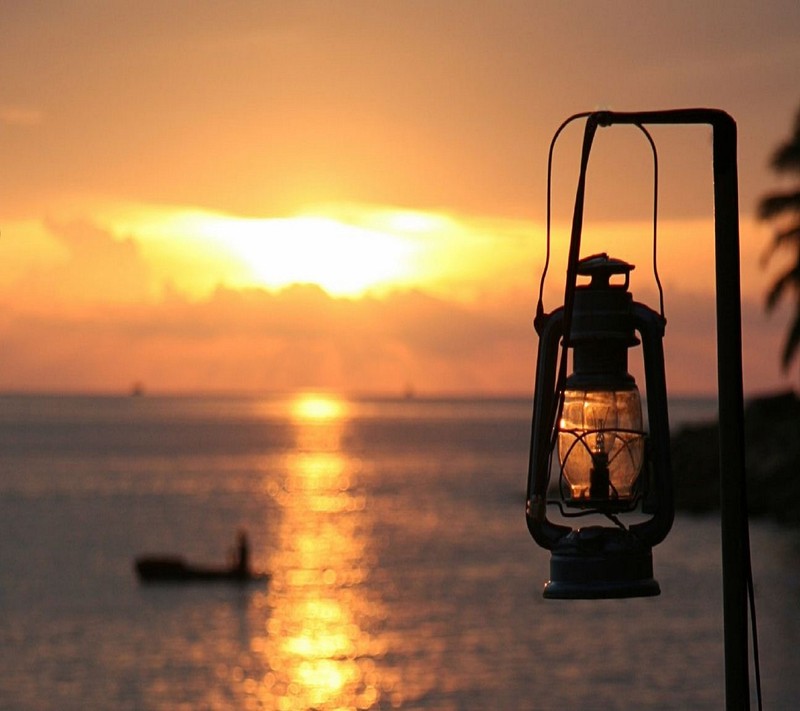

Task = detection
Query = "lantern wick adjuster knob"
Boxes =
[578,253,634,291]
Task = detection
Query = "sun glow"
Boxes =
[291,393,348,422]
[229,216,416,296]
[95,201,544,304]
[112,208,418,297]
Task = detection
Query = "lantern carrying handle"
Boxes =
[544,115,665,478]
[536,115,665,323]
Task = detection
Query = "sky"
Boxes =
[1,1,799,396]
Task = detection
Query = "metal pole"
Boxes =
[711,115,750,711]
[593,109,750,709]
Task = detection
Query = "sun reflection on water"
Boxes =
[254,393,396,709]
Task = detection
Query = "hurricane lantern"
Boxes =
[522,107,753,708]
[526,252,673,600]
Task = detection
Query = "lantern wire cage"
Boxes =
[551,425,646,520]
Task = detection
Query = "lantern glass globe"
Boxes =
[558,385,645,506]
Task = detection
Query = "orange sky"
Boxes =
[1,2,799,395]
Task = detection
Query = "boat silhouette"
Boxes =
[134,555,269,583]
[134,530,268,584]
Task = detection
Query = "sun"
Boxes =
[98,202,539,303]
[178,211,418,297]
[99,204,424,298]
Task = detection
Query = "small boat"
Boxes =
[134,555,269,584]
[135,530,267,584]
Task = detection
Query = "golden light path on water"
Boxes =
[254,393,399,709]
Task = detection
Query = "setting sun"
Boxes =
[102,207,420,298]
[94,202,541,305]
[199,213,421,296]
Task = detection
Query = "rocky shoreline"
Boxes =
[670,390,800,525]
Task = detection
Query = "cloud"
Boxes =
[0,279,537,394]
[0,264,790,397]
[640,286,791,396]
[0,209,790,395]
[3,220,157,310]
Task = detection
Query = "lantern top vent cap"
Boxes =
[578,253,634,290]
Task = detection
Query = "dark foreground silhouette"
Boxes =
[134,531,269,584]
[671,390,800,525]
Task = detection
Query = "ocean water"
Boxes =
[0,393,797,710]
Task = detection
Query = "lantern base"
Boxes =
[543,526,661,600]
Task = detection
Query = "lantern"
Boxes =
[526,251,673,599]
[523,107,753,708]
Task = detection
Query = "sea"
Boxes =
[0,393,797,711]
